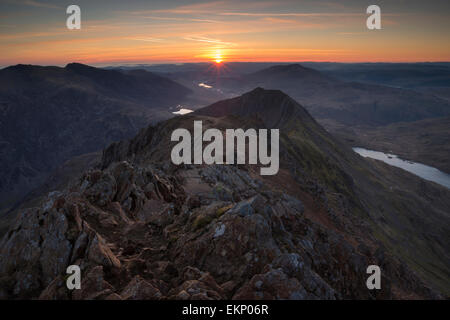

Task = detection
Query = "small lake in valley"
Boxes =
[353,147,450,189]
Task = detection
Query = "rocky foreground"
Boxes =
[0,160,426,300]
[0,89,445,300]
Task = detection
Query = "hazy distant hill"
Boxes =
[212,64,450,126]
[109,62,289,108]
[301,62,450,89]
[133,62,450,90]
[0,63,191,214]
[137,62,450,126]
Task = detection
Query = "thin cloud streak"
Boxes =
[220,12,364,17]
[219,12,407,18]
[143,16,219,23]
[13,0,61,9]
[183,36,236,47]
[1,1,449,64]
[129,37,165,43]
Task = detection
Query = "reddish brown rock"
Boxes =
[121,276,162,300]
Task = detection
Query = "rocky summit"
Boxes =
[0,88,448,300]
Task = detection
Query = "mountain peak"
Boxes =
[2,64,45,73]
[271,63,309,70]
[65,62,94,70]
[262,63,314,73]
[65,62,102,75]
[196,87,314,128]
[244,86,285,97]
[7,63,34,69]
[249,63,327,80]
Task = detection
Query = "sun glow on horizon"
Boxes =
[214,50,223,64]
[1,1,450,66]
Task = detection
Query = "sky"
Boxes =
[0,0,450,66]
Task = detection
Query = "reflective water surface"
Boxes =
[353,147,450,189]
[172,108,194,115]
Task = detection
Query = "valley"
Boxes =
[331,117,450,173]
[353,147,450,189]
[0,63,193,215]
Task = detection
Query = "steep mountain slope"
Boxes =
[212,64,450,126]
[201,89,450,294]
[1,88,448,299]
[0,63,191,214]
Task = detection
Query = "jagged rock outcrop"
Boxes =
[0,157,436,299]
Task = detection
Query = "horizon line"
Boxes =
[2,60,450,69]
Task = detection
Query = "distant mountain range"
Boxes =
[0,63,191,214]
[1,88,448,299]
[124,61,450,90]
[112,62,450,128]
[122,61,450,105]
[208,64,450,126]
[300,62,450,89]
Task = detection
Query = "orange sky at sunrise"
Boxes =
[1,0,450,66]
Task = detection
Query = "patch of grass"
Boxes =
[216,204,233,217]
[192,204,233,230]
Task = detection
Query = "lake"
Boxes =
[353,147,450,189]
[172,108,194,115]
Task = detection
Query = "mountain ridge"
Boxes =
[209,63,450,126]
[1,88,447,299]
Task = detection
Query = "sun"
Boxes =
[214,51,223,64]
